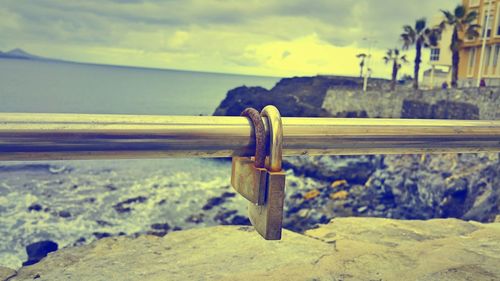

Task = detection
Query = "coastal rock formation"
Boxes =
[214,76,500,230]
[214,76,499,120]
[283,155,382,184]
[22,240,58,266]
[283,153,500,232]
[364,153,500,222]
[213,76,388,117]
[7,218,500,281]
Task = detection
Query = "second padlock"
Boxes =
[231,108,268,205]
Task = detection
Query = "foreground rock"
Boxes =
[22,240,58,266]
[8,218,500,281]
[0,267,16,281]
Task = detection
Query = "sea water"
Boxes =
[0,59,278,115]
[0,59,280,268]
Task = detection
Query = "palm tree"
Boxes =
[441,5,480,88]
[356,53,367,78]
[401,18,441,89]
[383,48,408,91]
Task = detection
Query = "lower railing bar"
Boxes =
[1,112,499,161]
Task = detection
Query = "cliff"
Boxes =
[213,76,390,117]
[5,217,500,281]
[213,75,500,119]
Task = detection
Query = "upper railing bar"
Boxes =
[0,113,499,161]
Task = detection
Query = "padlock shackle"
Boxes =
[261,105,283,172]
[240,108,266,168]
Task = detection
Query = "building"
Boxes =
[423,15,453,89]
[424,0,500,87]
[459,0,500,86]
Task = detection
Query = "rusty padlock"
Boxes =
[231,108,268,205]
[248,105,286,240]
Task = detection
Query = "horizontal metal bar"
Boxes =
[0,113,499,161]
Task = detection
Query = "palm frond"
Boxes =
[427,29,441,47]
[464,10,478,24]
[415,18,427,33]
[402,25,416,46]
[401,34,414,49]
[441,10,455,24]
[437,21,447,31]
[403,25,414,34]
[454,5,466,18]
[466,26,480,39]
[469,23,481,30]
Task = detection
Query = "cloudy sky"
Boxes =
[1,0,458,77]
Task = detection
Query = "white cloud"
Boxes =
[167,31,190,49]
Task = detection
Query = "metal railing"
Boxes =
[1,112,500,161]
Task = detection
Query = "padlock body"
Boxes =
[248,169,286,240]
[231,157,267,205]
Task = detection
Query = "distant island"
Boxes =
[0,48,276,78]
[0,48,43,60]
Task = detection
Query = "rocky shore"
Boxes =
[4,217,500,281]
[2,75,499,275]
[213,75,500,232]
[283,153,499,232]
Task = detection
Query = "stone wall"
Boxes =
[322,87,500,120]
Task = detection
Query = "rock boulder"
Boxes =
[8,218,500,281]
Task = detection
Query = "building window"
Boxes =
[494,45,500,66]
[484,15,491,38]
[467,9,480,41]
[494,45,500,74]
[482,7,494,38]
[430,48,440,61]
[496,4,500,36]
[483,45,492,74]
[469,0,480,7]
[468,48,477,77]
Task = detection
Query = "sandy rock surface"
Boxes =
[0,267,16,281]
[6,218,500,281]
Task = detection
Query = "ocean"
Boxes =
[0,59,281,268]
[0,59,278,115]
